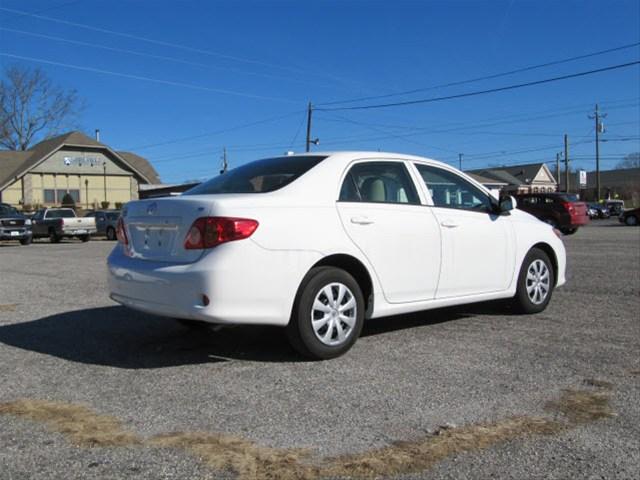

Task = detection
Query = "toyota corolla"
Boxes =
[108,152,566,359]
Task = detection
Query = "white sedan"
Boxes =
[108,152,566,359]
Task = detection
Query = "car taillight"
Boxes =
[116,217,128,246]
[184,217,259,250]
[58,218,64,228]
[562,202,575,214]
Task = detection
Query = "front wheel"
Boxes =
[625,215,638,226]
[512,248,555,314]
[79,235,90,242]
[106,227,116,240]
[20,237,32,246]
[287,267,364,360]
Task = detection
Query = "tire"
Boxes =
[79,235,90,242]
[19,237,32,246]
[106,227,116,241]
[49,229,61,243]
[286,267,365,360]
[625,215,638,226]
[560,227,577,235]
[512,248,555,314]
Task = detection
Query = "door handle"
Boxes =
[350,216,374,225]
[440,220,459,228]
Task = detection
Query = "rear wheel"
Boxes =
[512,248,555,314]
[49,229,61,243]
[625,215,638,226]
[106,227,116,240]
[287,267,364,360]
[560,227,577,235]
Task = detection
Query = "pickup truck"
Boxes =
[31,208,97,243]
[0,203,33,245]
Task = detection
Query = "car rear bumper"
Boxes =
[107,241,317,326]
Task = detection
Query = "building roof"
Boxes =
[468,168,524,186]
[468,162,557,187]
[0,131,160,188]
[467,172,508,186]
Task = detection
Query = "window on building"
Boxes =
[44,189,56,203]
[43,189,80,204]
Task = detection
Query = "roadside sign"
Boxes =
[578,170,587,187]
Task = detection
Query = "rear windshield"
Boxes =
[46,209,76,218]
[184,155,327,195]
[559,194,579,202]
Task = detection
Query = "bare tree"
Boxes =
[616,152,640,169]
[0,65,83,151]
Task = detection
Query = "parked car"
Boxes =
[108,152,567,359]
[604,199,625,216]
[0,203,32,245]
[31,208,97,243]
[587,203,610,219]
[84,210,120,240]
[619,207,639,226]
[513,192,589,235]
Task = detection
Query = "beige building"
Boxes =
[0,131,159,209]
[468,163,558,194]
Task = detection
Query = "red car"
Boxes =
[514,193,589,235]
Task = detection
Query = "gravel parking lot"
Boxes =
[1,221,638,480]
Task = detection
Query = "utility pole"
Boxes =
[305,102,313,152]
[588,104,606,201]
[220,147,228,175]
[556,152,561,192]
[458,153,463,171]
[564,134,570,193]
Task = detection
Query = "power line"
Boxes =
[0,52,300,104]
[0,6,351,85]
[318,42,640,107]
[124,110,303,151]
[316,61,640,111]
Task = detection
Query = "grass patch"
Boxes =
[0,399,140,447]
[149,432,319,480]
[0,385,615,479]
[321,416,562,479]
[545,389,615,424]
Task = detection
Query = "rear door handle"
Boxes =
[350,216,374,225]
[440,220,459,228]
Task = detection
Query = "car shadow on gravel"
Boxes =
[0,306,298,368]
[0,301,509,368]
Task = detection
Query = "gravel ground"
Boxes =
[0,220,638,479]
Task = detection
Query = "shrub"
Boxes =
[114,202,123,210]
[61,193,76,209]
[101,201,110,209]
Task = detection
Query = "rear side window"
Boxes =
[339,162,420,205]
[184,155,327,195]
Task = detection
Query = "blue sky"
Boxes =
[1,0,639,183]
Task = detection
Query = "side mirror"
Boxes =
[498,195,516,214]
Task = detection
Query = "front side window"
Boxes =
[184,155,327,195]
[415,164,493,212]
[339,162,420,205]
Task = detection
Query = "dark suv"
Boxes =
[0,203,33,245]
[514,193,589,235]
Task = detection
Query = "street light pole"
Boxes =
[103,161,107,204]
[305,102,313,152]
